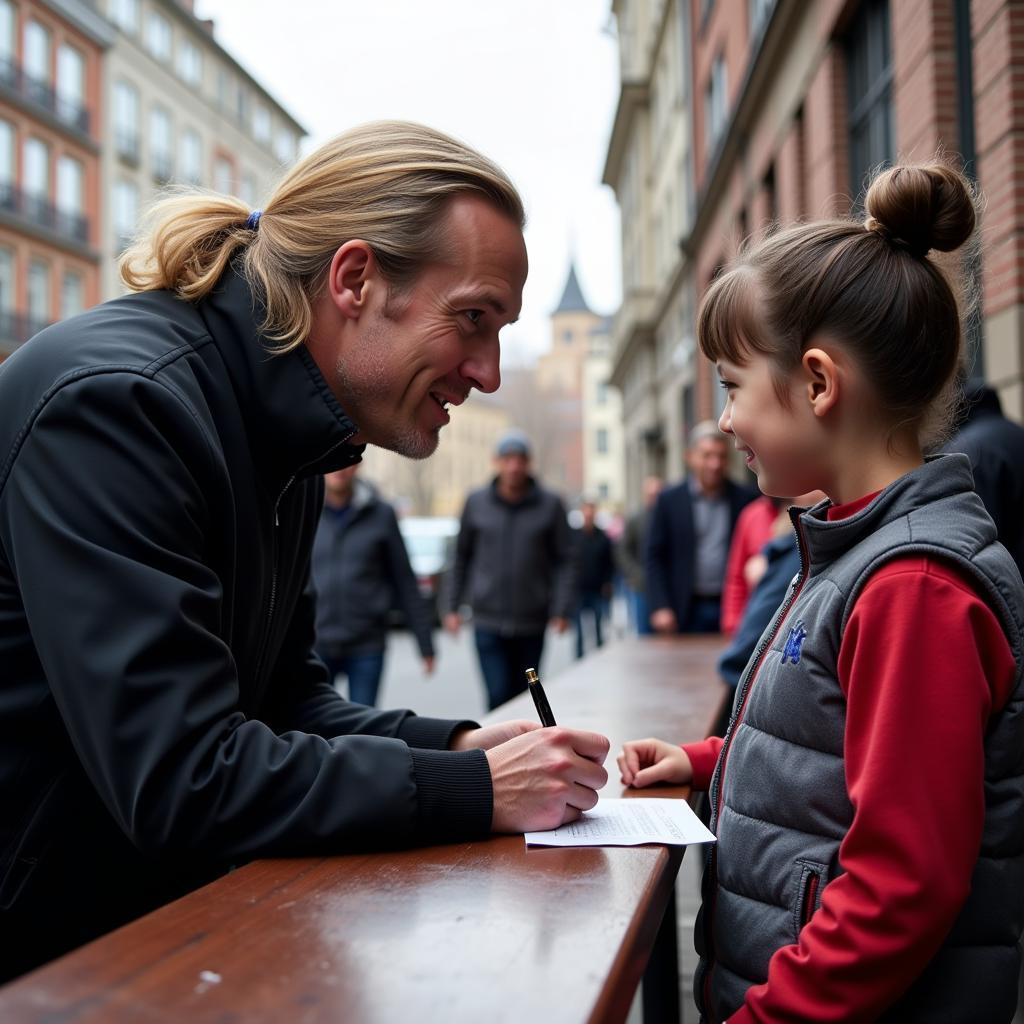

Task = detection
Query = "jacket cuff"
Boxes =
[397,714,478,751]
[410,747,493,840]
[682,737,724,791]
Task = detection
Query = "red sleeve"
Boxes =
[682,736,724,791]
[731,556,1016,1024]
[721,500,774,635]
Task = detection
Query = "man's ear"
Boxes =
[325,240,376,320]
[801,346,841,418]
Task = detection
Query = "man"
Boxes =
[444,430,576,709]
[312,464,434,707]
[944,380,1024,577]
[0,121,608,980]
[572,498,614,658]
[646,421,759,633]
[615,475,662,634]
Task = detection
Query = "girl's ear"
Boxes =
[801,346,840,418]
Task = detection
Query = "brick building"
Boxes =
[0,0,113,358]
[606,0,1024,509]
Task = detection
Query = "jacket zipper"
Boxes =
[702,518,810,1018]
[251,435,354,688]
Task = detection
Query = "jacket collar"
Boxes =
[197,265,364,491]
[794,453,982,574]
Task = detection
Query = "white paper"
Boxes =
[524,798,717,848]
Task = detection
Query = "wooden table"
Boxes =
[0,636,727,1023]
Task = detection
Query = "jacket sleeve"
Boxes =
[2,374,490,858]
[383,505,435,659]
[444,497,475,614]
[550,496,578,619]
[646,491,673,612]
[615,515,643,588]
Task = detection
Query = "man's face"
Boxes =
[581,501,596,528]
[324,465,358,503]
[331,196,527,460]
[495,452,530,490]
[686,437,728,495]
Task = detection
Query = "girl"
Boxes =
[619,163,1024,1023]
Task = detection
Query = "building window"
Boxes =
[56,44,86,130]
[27,259,50,329]
[113,178,139,250]
[176,37,202,86]
[0,118,13,186]
[705,54,728,156]
[145,11,171,62]
[596,427,609,454]
[0,246,13,313]
[108,0,139,33]
[846,0,893,205]
[180,128,202,185]
[61,269,84,319]
[253,104,271,144]
[56,154,83,213]
[114,80,139,162]
[213,155,233,195]
[24,20,51,84]
[598,482,609,500]
[562,328,574,346]
[597,380,608,406]
[239,170,257,206]
[150,105,173,182]
[23,136,49,198]
[274,128,296,165]
[0,1,15,62]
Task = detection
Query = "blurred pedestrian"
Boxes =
[312,465,435,707]
[944,380,1024,577]
[444,430,576,709]
[573,498,615,658]
[646,421,759,634]
[720,494,785,634]
[616,475,662,634]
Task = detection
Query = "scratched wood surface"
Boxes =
[0,635,727,1023]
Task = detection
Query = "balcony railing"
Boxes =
[0,56,91,135]
[0,181,90,245]
[0,310,52,351]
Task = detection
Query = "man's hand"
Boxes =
[421,655,435,676]
[650,608,678,634]
[550,616,569,634]
[443,612,462,636]
[450,719,540,752]
[486,727,610,833]
[617,738,692,788]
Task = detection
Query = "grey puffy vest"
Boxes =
[696,455,1024,1023]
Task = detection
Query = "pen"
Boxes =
[525,667,557,727]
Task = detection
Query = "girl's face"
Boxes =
[716,351,825,499]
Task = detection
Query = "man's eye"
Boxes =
[464,309,484,325]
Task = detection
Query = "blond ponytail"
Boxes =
[119,121,525,353]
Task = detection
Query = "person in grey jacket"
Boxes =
[313,465,434,706]
[444,431,576,709]
[0,122,609,981]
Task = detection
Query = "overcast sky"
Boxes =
[193,0,623,366]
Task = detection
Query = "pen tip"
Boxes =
[525,667,539,684]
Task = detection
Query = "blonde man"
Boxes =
[0,122,608,980]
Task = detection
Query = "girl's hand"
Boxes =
[617,738,693,788]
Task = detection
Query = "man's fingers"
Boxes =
[566,782,600,813]
[560,804,583,826]
[563,728,610,764]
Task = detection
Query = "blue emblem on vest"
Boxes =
[781,620,807,665]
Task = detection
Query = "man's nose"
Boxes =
[460,338,501,394]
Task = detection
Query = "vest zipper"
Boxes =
[801,869,820,929]
[702,517,810,1017]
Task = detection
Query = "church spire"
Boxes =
[553,262,592,315]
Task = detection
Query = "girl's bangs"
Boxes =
[697,266,770,365]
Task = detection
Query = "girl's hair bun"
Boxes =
[864,163,975,258]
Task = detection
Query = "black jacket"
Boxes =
[574,525,615,596]
[446,478,576,634]
[645,477,758,625]
[312,479,435,657]
[0,268,490,979]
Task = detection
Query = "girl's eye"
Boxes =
[718,378,736,390]
[464,309,484,326]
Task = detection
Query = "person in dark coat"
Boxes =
[0,122,609,981]
[944,381,1024,577]
[615,475,662,634]
[646,421,759,633]
[312,465,434,706]
[573,498,615,658]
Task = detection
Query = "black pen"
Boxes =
[525,667,557,727]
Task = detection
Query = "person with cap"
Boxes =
[444,429,577,709]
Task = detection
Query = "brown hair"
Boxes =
[120,121,525,351]
[697,162,979,444]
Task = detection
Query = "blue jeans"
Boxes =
[318,648,386,706]
[627,588,653,635]
[473,629,545,711]
[682,596,722,634]
[574,591,606,659]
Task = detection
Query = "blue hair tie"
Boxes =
[245,210,262,231]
